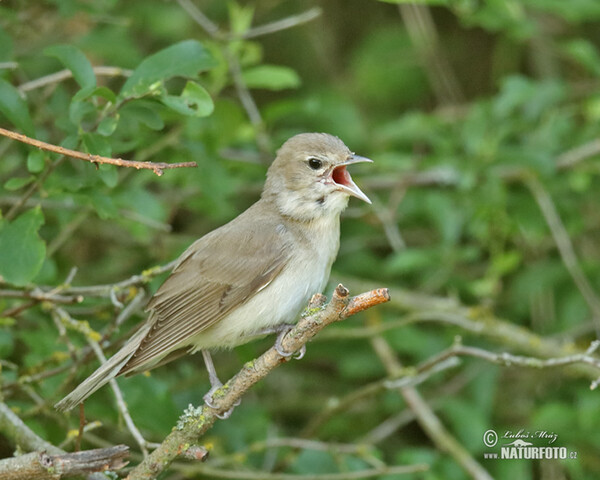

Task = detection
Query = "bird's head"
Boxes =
[263,133,372,221]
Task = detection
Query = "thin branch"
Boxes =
[0,127,197,176]
[408,340,600,390]
[0,402,62,455]
[397,3,464,105]
[0,288,83,305]
[370,335,493,480]
[125,285,390,480]
[0,446,129,480]
[5,156,63,221]
[44,260,177,297]
[524,175,600,328]
[556,138,600,169]
[232,7,322,40]
[176,0,273,156]
[52,307,150,457]
[174,464,427,480]
[18,66,133,93]
[176,0,222,38]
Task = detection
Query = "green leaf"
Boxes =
[562,39,600,76]
[160,81,214,117]
[81,132,112,158]
[0,79,35,136]
[27,150,46,173]
[0,208,46,286]
[98,164,119,188]
[120,40,217,99]
[242,65,301,91]
[120,102,164,130]
[73,86,117,104]
[45,44,96,90]
[4,176,35,191]
[97,114,119,136]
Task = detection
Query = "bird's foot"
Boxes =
[274,324,306,359]
[203,383,241,419]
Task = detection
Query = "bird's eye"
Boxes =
[308,157,323,170]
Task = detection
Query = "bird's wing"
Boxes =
[119,214,290,374]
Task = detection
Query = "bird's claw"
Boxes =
[203,384,240,419]
[275,326,306,359]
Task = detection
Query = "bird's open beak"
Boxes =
[331,155,372,204]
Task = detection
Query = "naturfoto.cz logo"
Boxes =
[482,429,578,460]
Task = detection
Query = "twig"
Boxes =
[524,175,600,328]
[176,0,222,38]
[556,138,600,169]
[0,288,83,305]
[0,445,129,480]
[397,3,464,105]
[409,340,600,389]
[18,66,133,93]
[0,127,197,176]
[5,156,63,221]
[232,7,322,40]
[174,464,427,480]
[125,285,390,480]
[53,306,150,457]
[370,335,493,480]
[47,260,177,297]
[0,402,62,455]
[177,0,273,155]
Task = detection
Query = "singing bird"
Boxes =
[55,133,371,412]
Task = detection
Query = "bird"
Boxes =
[55,132,372,413]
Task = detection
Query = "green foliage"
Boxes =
[1,0,600,479]
[0,208,46,286]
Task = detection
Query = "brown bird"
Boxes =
[55,133,371,413]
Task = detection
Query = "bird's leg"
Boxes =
[201,350,239,419]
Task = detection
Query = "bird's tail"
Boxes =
[54,324,150,411]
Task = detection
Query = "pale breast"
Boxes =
[188,215,340,350]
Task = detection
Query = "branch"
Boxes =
[0,127,197,176]
[370,335,493,480]
[18,66,133,93]
[407,340,600,389]
[125,285,390,480]
[0,446,129,480]
[0,402,62,455]
[174,464,427,480]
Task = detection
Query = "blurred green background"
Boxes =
[1,0,600,478]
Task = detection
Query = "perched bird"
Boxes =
[55,133,371,412]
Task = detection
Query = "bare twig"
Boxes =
[174,464,427,480]
[176,0,222,38]
[0,127,197,176]
[0,402,62,455]
[370,335,493,480]
[398,3,464,105]
[52,306,150,457]
[0,288,82,305]
[524,175,600,328]
[125,285,390,480]
[0,445,129,480]
[556,138,600,169]
[409,340,600,390]
[233,7,322,40]
[18,66,133,93]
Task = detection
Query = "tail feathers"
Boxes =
[55,325,150,411]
